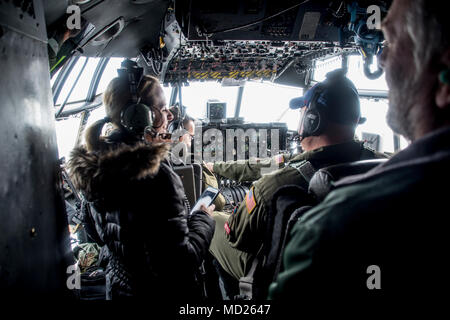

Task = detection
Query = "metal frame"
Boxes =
[170,85,179,107]
[86,57,109,102]
[57,100,103,118]
[52,56,80,105]
[0,0,72,296]
[55,57,90,118]
[54,56,112,119]
[393,134,401,152]
[357,89,388,99]
[234,86,245,118]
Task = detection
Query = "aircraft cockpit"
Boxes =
[3,0,423,304]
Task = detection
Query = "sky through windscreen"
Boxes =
[54,54,406,159]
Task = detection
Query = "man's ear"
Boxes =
[436,81,450,109]
[436,48,450,109]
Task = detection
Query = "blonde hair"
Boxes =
[85,75,162,151]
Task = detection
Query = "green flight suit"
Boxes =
[213,153,294,182]
[209,140,386,280]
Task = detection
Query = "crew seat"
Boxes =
[308,159,388,201]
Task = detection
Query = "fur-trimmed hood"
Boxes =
[67,142,170,203]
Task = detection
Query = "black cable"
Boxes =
[329,1,346,18]
[205,0,311,36]
[151,59,161,75]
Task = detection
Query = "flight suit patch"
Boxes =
[245,186,257,214]
[224,222,231,235]
[274,154,284,165]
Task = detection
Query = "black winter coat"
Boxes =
[68,141,215,300]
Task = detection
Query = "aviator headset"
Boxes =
[117,60,156,138]
[299,69,361,139]
[299,83,328,139]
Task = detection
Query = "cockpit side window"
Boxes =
[95,58,125,96]
[55,57,101,106]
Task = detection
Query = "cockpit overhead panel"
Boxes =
[45,0,391,83]
[161,0,391,85]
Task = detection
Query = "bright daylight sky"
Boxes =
[54,55,407,160]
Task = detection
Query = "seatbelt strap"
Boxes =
[290,160,316,183]
[238,256,259,300]
[238,245,265,300]
[239,256,259,300]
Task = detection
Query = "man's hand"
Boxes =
[205,162,214,173]
[200,204,215,216]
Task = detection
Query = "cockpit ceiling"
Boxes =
[44,0,391,84]
[82,0,170,57]
[179,0,343,42]
[162,0,361,85]
[162,40,356,86]
[46,0,170,58]
[161,0,391,85]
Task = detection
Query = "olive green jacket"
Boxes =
[213,153,294,182]
[223,141,386,253]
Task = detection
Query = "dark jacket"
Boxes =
[269,126,450,304]
[68,141,215,300]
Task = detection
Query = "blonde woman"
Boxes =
[68,65,215,300]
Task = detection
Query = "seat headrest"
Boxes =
[308,159,387,201]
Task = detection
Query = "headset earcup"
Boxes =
[313,105,327,136]
[120,103,154,135]
[302,109,321,137]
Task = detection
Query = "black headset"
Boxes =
[117,59,155,137]
[300,84,328,139]
[167,103,189,133]
[300,69,355,139]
